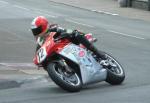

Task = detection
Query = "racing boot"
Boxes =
[89,45,111,68]
[89,45,107,60]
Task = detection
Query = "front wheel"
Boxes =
[47,61,82,92]
[103,53,125,85]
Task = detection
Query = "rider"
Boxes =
[31,16,107,60]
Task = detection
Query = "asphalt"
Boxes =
[0,79,20,89]
[0,0,150,102]
[49,0,150,22]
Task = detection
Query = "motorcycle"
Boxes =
[33,32,125,92]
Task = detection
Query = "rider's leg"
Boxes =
[73,33,107,60]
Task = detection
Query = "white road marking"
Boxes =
[3,2,58,18]
[108,30,145,40]
[66,19,94,28]
[0,63,36,68]
[102,11,119,16]
[35,11,57,18]
[13,5,30,11]
[33,8,68,17]
[0,28,34,42]
[92,10,119,16]
[12,5,57,18]
[18,76,50,84]
[0,0,9,4]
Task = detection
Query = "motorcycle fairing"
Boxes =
[58,44,107,85]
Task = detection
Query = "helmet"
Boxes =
[31,16,49,36]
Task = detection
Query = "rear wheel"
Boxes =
[47,61,82,92]
[102,53,125,85]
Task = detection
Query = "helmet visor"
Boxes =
[31,26,42,36]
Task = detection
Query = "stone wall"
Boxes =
[132,0,149,10]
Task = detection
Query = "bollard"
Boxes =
[127,0,132,7]
[148,0,150,11]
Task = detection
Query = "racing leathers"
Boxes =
[36,24,107,60]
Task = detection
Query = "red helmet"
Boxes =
[31,16,49,36]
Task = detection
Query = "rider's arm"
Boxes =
[35,37,45,51]
[49,24,66,34]
[36,44,41,51]
[36,37,45,46]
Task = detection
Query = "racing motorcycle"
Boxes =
[33,32,125,92]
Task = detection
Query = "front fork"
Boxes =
[50,58,73,73]
[61,59,73,73]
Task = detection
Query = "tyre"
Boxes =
[104,53,125,85]
[47,61,82,92]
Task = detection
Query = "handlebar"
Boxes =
[54,32,71,42]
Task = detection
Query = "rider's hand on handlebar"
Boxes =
[54,30,81,42]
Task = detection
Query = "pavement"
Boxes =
[49,0,150,22]
[0,64,47,89]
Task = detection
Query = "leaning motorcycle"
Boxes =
[33,32,125,92]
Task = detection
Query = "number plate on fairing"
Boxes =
[37,47,47,63]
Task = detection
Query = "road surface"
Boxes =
[0,0,150,103]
